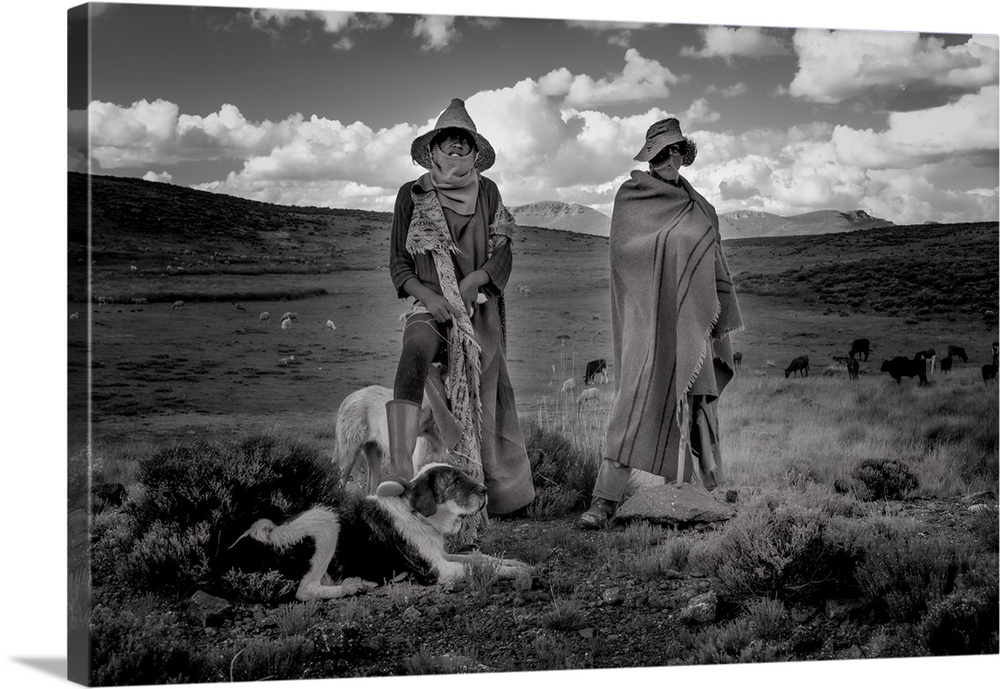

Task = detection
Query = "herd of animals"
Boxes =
[736,337,1000,387]
[567,338,999,398]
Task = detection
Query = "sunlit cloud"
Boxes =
[681,26,790,63]
[788,30,999,104]
[413,15,458,51]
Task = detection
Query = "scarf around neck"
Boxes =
[428,145,480,215]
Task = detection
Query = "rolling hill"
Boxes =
[509,201,611,236]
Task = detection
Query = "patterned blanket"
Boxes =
[603,171,743,486]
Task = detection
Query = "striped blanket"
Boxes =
[603,171,743,487]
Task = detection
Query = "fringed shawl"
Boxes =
[406,189,484,479]
[603,171,743,484]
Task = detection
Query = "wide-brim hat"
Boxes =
[633,117,697,167]
[411,98,495,172]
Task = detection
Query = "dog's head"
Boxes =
[405,463,487,534]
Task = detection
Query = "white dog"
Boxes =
[334,385,450,494]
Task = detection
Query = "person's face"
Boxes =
[650,142,684,181]
[434,129,474,157]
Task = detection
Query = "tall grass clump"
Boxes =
[93,433,343,601]
[522,418,600,513]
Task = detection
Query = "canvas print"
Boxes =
[67,1,999,686]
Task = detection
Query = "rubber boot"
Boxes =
[376,399,422,498]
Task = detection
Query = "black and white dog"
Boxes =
[235,463,531,601]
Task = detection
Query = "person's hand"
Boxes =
[459,271,488,316]
[424,293,464,323]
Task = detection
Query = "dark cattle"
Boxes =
[946,345,967,363]
[584,358,608,385]
[880,356,928,386]
[983,363,998,385]
[784,356,810,378]
[939,356,953,374]
[847,357,860,381]
[848,338,870,362]
[733,352,743,368]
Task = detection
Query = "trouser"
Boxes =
[394,313,447,403]
[592,458,632,502]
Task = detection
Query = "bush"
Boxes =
[522,421,597,511]
[920,586,999,655]
[851,458,919,500]
[707,499,858,608]
[97,434,343,600]
[853,524,965,623]
[90,605,219,686]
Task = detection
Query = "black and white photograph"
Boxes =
[4,0,1000,687]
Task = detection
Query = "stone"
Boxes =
[678,590,717,625]
[616,483,735,526]
[186,590,232,628]
[601,587,623,605]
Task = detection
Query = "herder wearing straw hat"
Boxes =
[381,98,535,534]
[580,117,744,529]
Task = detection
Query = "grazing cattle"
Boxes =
[939,356,953,374]
[847,357,860,380]
[880,356,928,386]
[584,358,608,385]
[914,349,936,375]
[733,352,743,368]
[849,338,870,362]
[983,363,998,385]
[784,356,809,378]
[946,345,967,363]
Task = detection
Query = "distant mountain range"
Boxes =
[510,200,894,240]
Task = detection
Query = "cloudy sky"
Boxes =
[68,1,998,225]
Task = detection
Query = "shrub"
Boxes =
[90,605,218,686]
[540,599,586,631]
[853,524,965,623]
[522,421,598,510]
[851,458,919,500]
[707,499,858,608]
[98,434,343,600]
[920,586,999,655]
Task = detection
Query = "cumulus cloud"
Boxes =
[682,98,720,124]
[680,26,790,62]
[243,10,392,48]
[413,16,458,51]
[142,171,173,183]
[788,30,999,105]
[538,49,680,107]
[706,82,749,97]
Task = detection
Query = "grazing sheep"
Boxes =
[516,284,532,297]
[733,351,742,368]
[130,264,137,272]
[235,303,247,312]
[277,356,297,367]
[561,378,576,394]
[765,359,776,368]
[280,311,298,322]
[577,387,599,407]
[131,297,148,305]
[172,300,184,309]
[326,319,337,331]
[69,312,80,320]
[281,318,292,330]
[259,312,270,323]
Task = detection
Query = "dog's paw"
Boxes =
[340,577,377,596]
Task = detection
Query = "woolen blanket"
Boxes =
[603,171,743,486]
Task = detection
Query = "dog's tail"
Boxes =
[231,507,340,552]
